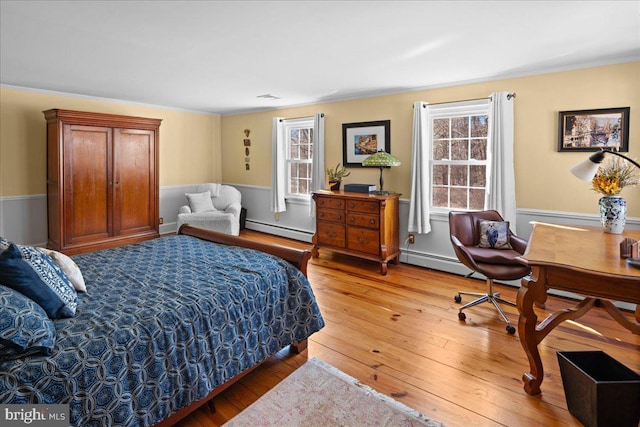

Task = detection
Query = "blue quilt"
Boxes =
[0,235,325,426]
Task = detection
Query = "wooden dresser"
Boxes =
[44,109,161,254]
[312,191,400,275]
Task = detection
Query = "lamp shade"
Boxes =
[570,152,605,181]
[362,150,401,167]
[570,150,639,181]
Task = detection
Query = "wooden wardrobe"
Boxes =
[44,109,161,254]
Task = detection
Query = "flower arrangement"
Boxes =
[591,156,639,196]
[326,163,351,182]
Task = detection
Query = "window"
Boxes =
[283,117,314,198]
[430,100,490,210]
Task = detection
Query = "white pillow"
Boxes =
[186,191,216,213]
[36,247,87,292]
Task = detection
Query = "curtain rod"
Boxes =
[279,113,324,122]
[414,92,516,107]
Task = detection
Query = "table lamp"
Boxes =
[362,150,401,194]
[570,149,640,181]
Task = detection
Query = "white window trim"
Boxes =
[429,99,490,213]
[283,117,314,202]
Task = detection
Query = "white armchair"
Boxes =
[177,183,242,236]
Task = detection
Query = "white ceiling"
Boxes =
[1,1,639,115]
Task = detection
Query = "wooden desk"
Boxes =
[516,222,640,395]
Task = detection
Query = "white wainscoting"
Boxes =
[0,185,203,246]
[2,185,637,311]
[0,194,48,246]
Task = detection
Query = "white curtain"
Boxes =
[487,92,517,232]
[270,117,286,213]
[408,101,431,234]
[309,113,325,216]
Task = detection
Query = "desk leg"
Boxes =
[516,272,548,396]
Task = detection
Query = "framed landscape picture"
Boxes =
[558,107,630,152]
[342,120,390,167]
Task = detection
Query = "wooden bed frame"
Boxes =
[155,225,312,426]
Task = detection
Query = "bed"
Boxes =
[0,225,325,426]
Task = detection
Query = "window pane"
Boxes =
[433,141,449,160]
[450,187,467,209]
[451,116,469,138]
[470,140,487,160]
[299,178,309,194]
[470,115,488,137]
[433,118,450,139]
[450,165,467,186]
[469,189,485,210]
[470,165,486,186]
[432,187,449,208]
[451,139,468,160]
[433,165,448,185]
[290,144,300,159]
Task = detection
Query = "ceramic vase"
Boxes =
[598,195,626,234]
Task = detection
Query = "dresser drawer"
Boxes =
[316,222,346,248]
[317,209,345,223]
[316,196,345,210]
[347,200,379,214]
[347,214,378,229]
[347,228,380,255]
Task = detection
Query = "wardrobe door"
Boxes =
[63,124,112,245]
[113,128,157,237]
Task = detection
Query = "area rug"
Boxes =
[223,358,445,427]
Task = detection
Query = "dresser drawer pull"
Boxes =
[370,219,375,224]
[369,205,375,211]
[337,215,342,220]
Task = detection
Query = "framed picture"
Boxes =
[558,107,630,152]
[342,120,390,167]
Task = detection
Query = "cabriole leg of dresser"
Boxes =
[380,261,388,275]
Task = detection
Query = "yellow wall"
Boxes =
[2,62,638,217]
[0,87,221,196]
[221,61,640,217]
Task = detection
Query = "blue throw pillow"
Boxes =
[0,285,56,361]
[0,244,77,319]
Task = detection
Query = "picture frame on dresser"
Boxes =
[342,120,390,167]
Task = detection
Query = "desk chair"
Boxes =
[449,210,530,334]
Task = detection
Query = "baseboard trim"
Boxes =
[245,220,314,243]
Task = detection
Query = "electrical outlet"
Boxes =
[408,234,415,244]
[159,217,164,225]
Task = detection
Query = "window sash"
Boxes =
[283,117,314,199]
[428,100,490,211]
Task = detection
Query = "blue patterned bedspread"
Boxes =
[0,235,325,426]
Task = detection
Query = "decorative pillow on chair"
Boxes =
[0,285,56,361]
[185,191,216,213]
[37,248,87,293]
[0,244,78,319]
[477,220,513,249]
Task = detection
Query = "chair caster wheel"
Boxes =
[454,294,462,303]
[506,325,516,335]
[458,312,466,321]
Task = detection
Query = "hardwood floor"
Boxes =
[177,230,640,427]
